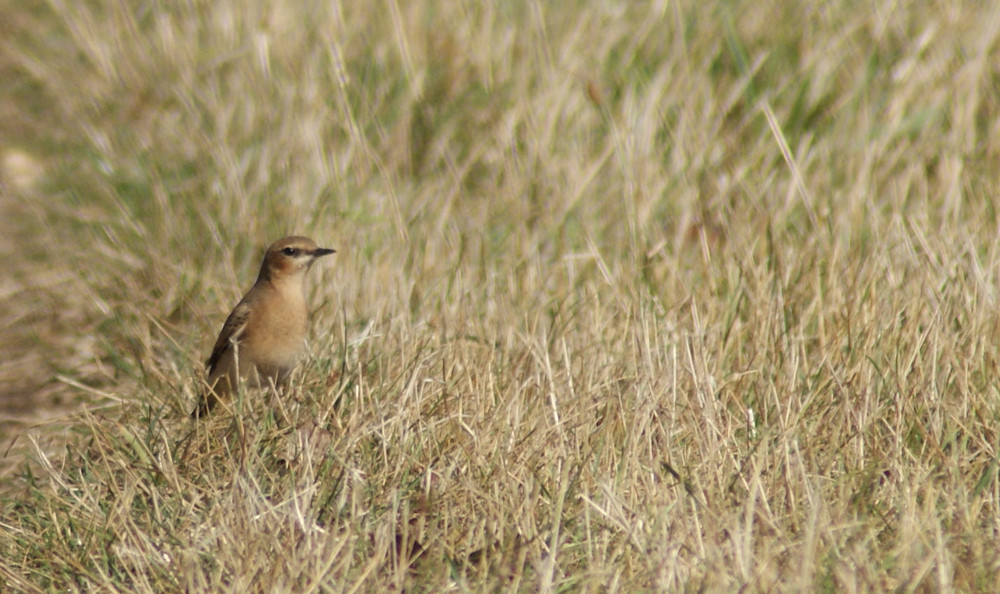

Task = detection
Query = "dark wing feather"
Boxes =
[206,300,252,373]
[193,300,252,418]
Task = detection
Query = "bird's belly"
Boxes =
[232,295,308,387]
[242,340,304,383]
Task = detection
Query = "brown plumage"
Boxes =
[193,236,335,418]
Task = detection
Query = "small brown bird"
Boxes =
[193,236,335,418]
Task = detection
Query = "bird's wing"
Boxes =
[206,299,252,374]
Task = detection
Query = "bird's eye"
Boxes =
[282,247,298,256]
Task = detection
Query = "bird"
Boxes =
[192,236,335,418]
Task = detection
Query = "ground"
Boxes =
[1,1,1000,591]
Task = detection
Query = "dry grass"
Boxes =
[2,0,1000,591]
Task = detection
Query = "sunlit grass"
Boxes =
[2,0,1000,591]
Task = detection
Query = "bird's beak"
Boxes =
[313,248,336,258]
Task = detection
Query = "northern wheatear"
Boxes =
[192,236,335,418]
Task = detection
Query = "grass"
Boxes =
[2,0,1000,590]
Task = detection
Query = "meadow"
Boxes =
[2,0,1000,591]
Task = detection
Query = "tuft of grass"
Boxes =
[3,0,1000,590]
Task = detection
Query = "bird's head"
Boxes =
[259,236,336,282]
